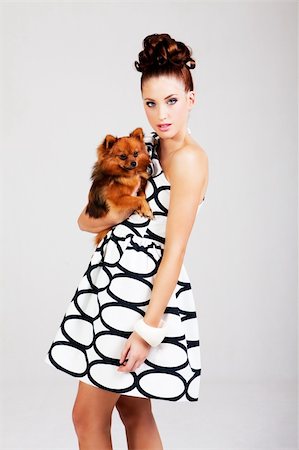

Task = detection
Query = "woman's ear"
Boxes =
[188,91,195,110]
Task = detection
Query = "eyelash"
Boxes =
[146,98,177,107]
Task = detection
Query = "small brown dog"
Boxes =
[85,127,154,246]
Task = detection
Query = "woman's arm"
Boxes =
[77,203,136,233]
[143,146,208,327]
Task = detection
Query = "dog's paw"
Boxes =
[141,206,154,220]
[146,210,154,220]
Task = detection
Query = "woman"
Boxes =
[45,33,208,449]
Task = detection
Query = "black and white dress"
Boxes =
[44,131,205,402]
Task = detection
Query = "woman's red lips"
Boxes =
[158,124,171,130]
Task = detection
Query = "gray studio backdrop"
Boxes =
[1,2,297,450]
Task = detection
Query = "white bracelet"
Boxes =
[133,317,167,347]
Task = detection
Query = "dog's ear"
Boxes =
[129,127,144,142]
[103,134,118,150]
[96,134,117,159]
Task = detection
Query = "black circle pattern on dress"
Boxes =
[44,131,203,402]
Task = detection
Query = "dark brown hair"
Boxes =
[134,33,196,92]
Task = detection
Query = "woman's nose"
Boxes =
[158,108,168,121]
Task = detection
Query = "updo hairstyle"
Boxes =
[134,33,196,92]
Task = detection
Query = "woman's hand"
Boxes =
[117,331,152,373]
[78,203,136,233]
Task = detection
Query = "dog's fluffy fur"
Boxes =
[85,127,153,246]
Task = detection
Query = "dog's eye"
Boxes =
[119,154,127,160]
[134,151,138,157]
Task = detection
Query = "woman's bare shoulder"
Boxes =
[173,140,208,169]
[169,141,209,198]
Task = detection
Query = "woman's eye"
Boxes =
[120,154,127,160]
[133,151,138,157]
[146,99,177,107]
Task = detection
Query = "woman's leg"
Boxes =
[115,394,163,450]
[72,380,122,450]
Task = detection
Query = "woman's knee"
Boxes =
[116,395,153,427]
[72,382,118,434]
[72,402,113,439]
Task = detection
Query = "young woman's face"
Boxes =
[142,75,195,139]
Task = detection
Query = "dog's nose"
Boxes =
[131,161,137,167]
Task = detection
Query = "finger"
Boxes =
[117,358,129,371]
[118,348,131,370]
[118,355,136,373]
[127,354,142,372]
[119,344,130,365]
[117,358,130,371]
[131,360,141,372]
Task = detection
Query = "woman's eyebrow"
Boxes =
[144,94,177,101]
